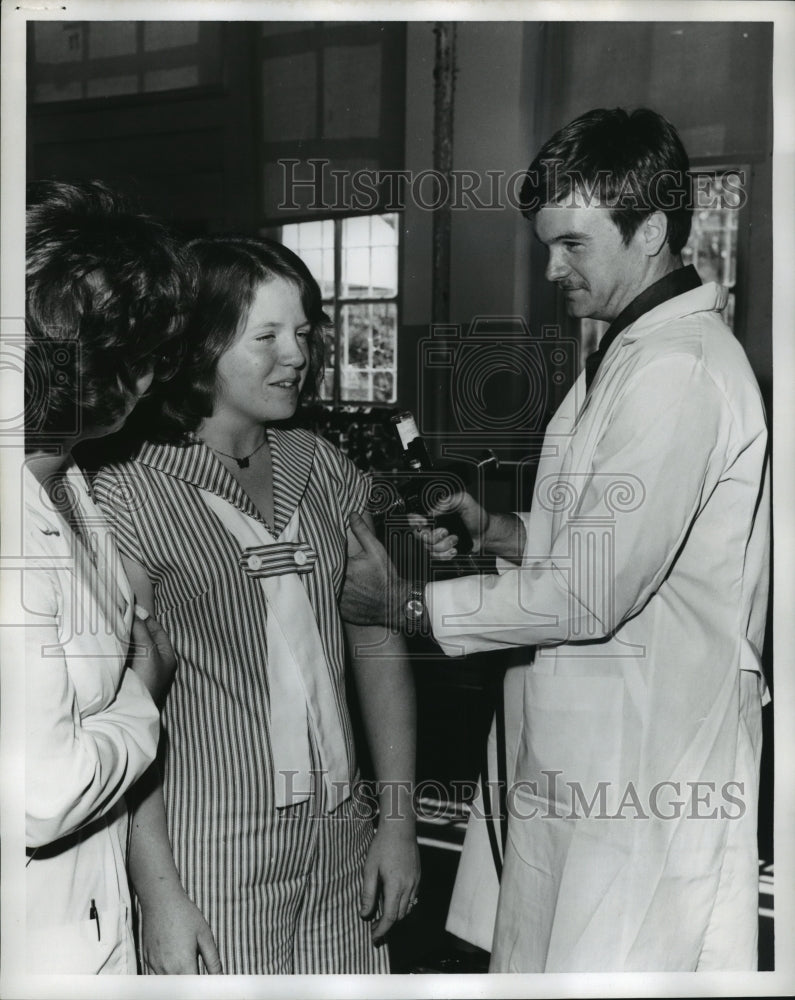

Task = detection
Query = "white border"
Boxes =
[2,1,794,998]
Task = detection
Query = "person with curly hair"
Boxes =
[23,179,198,974]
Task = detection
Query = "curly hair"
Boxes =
[25,179,195,445]
[147,235,328,440]
[519,107,693,255]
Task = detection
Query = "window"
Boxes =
[682,169,742,330]
[28,22,222,103]
[281,213,399,405]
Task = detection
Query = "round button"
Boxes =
[247,553,263,571]
[293,549,308,566]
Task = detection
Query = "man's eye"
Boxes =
[564,241,583,251]
[256,333,276,341]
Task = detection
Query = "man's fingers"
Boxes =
[429,490,464,516]
[131,614,162,645]
[130,617,154,651]
[349,511,382,556]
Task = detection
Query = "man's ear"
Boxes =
[641,210,669,257]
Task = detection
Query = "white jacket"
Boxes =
[435,283,770,971]
[24,461,160,974]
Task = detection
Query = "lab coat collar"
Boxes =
[577,282,729,419]
[621,281,729,342]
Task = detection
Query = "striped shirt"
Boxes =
[94,428,387,974]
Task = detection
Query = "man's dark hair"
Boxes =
[519,107,693,254]
[25,179,194,444]
[149,235,328,439]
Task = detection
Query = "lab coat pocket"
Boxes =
[514,672,626,817]
[26,903,129,974]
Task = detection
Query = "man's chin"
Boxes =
[564,299,589,318]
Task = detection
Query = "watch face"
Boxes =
[405,598,425,620]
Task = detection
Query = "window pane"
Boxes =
[342,214,398,298]
[682,171,740,329]
[143,22,200,51]
[144,66,200,92]
[87,75,139,98]
[342,246,371,297]
[34,22,85,64]
[89,22,137,58]
[371,246,398,297]
[370,213,399,247]
[343,215,373,247]
[282,221,335,298]
[339,303,397,403]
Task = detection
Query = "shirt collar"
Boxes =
[584,264,702,390]
[135,425,317,536]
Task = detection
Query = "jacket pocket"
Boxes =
[26,902,131,974]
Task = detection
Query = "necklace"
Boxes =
[207,437,268,469]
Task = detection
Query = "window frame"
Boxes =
[279,212,401,408]
[685,161,751,343]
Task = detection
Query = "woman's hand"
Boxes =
[139,884,222,974]
[408,490,490,559]
[360,820,421,944]
[128,607,177,707]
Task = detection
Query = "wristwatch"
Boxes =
[404,583,426,622]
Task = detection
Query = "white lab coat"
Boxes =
[434,283,770,972]
[24,461,160,974]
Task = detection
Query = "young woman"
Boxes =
[94,236,419,974]
[23,180,194,973]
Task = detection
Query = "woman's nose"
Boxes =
[280,334,308,368]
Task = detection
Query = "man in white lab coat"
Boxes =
[341,107,770,972]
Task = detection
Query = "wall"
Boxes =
[26,23,261,234]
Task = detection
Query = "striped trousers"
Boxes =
[139,793,389,975]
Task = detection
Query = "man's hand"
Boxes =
[128,608,177,707]
[408,490,490,560]
[410,493,527,565]
[342,512,410,627]
[139,884,222,974]
[360,820,421,944]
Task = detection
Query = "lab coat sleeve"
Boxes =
[427,353,731,656]
[25,572,160,849]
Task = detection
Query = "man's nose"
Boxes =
[545,248,569,283]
